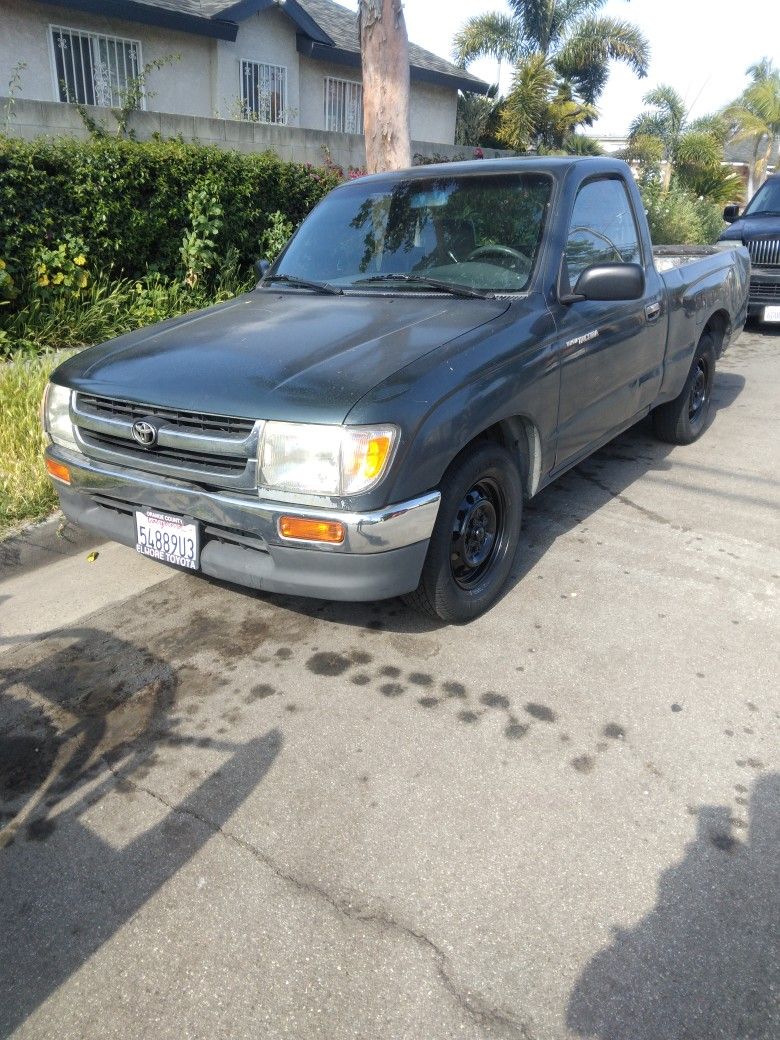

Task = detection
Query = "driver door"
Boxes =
[552,176,665,467]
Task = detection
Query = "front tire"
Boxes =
[404,441,523,623]
[652,333,716,445]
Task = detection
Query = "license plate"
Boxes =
[135,509,199,570]
[764,305,780,323]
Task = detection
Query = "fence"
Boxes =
[0,97,511,169]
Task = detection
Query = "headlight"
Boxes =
[259,421,398,497]
[43,382,79,452]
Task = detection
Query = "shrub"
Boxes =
[640,180,724,245]
[259,210,295,261]
[0,136,343,291]
[0,270,252,359]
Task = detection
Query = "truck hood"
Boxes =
[720,214,780,241]
[53,289,510,423]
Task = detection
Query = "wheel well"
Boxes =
[467,417,542,499]
[702,309,731,355]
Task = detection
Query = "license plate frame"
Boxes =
[763,305,780,323]
[135,509,199,571]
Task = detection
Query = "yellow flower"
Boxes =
[35,263,47,276]
[73,255,87,267]
[37,274,50,287]
[0,259,6,270]
[52,272,65,285]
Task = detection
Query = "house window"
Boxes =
[241,61,287,123]
[50,26,142,108]
[325,77,363,134]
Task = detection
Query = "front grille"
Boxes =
[77,394,256,437]
[72,393,260,490]
[80,431,248,475]
[746,238,780,267]
[748,279,780,302]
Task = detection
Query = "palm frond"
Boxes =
[451,12,523,67]
[676,131,722,170]
[561,131,603,155]
[498,52,557,150]
[675,165,745,206]
[687,114,729,145]
[507,0,556,53]
[554,17,649,102]
[745,58,778,85]
[558,0,607,23]
[721,104,770,140]
[642,85,686,128]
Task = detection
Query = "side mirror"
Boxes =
[254,258,270,280]
[723,204,741,223]
[570,263,645,302]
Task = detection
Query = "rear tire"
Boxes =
[404,441,523,624]
[652,333,716,445]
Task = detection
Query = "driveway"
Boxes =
[1,324,778,1040]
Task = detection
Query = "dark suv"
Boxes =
[720,173,780,323]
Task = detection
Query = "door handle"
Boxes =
[645,302,661,323]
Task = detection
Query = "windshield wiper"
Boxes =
[353,274,495,299]
[262,274,343,295]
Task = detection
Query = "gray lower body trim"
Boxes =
[48,448,440,554]
[50,451,438,602]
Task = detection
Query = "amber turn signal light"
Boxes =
[45,457,71,484]
[278,516,345,544]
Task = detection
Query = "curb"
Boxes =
[0,513,104,581]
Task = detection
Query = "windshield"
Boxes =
[271,172,552,293]
[744,178,780,216]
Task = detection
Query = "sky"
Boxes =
[340,0,780,135]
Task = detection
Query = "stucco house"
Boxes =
[1,0,488,146]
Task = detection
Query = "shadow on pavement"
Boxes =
[0,625,282,1036]
[214,368,748,632]
[504,367,748,592]
[567,773,780,1040]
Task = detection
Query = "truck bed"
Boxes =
[653,244,735,273]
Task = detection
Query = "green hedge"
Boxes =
[0,135,342,282]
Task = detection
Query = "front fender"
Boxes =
[348,300,560,505]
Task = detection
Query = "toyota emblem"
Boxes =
[131,419,158,447]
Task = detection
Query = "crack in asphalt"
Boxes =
[575,469,685,530]
[101,757,535,1039]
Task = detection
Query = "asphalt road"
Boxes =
[1,324,778,1040]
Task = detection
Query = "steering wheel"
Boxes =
[466,244,530,270]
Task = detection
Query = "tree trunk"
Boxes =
[359,0,411,173]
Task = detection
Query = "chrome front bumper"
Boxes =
[47,447,440,602]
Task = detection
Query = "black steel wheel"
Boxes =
[653,333,716,445]
[404,441,523,623]
[687,358,709,427]
[450,477,508,590]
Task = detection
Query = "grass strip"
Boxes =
[0,350,77,535]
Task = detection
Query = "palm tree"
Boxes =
[453,0,648,153]
[358,0,410,172]
[626,85,743,204]
[723,59,780,196]
[628,84,687,190]
[498,52,597,151]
